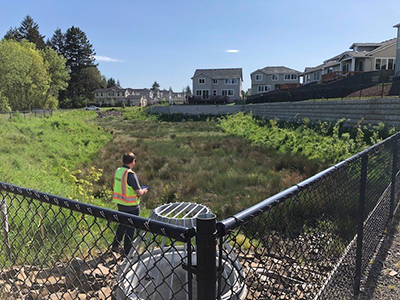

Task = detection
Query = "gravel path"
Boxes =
[360,214,400,300]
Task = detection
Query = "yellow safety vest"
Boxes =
[112,167,139,206]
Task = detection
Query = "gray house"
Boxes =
[251,66,300,95]
[303,38,397,84]
[394,23,400,77]
[191,68,243,101]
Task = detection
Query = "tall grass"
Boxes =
[217,112,395,164]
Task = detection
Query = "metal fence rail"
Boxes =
[1,133,400,299]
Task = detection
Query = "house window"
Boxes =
[284,74,297,80]
[212,89,217,96]
[376,58,396,70]
[222,89,234,96]
[225,79,238,85]
[257,85,271,93]
[198,78,205,85]
[271,74,279,81]
[196,89,209,99]
[313,72,320,81]
[255,74,263,81]
[213,79,218,84]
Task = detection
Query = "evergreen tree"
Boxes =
[47,28,65,55]
[185,85,192,96]
[107,78,116,88]
[63,26,96,72]
[151,81,160,91]
[4,15,45,49]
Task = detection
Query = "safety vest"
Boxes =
[112,167,139,206]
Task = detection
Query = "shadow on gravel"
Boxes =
[359,213,400,299]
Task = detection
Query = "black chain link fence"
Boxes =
[1,133,400,299]
[217,132,400,299]
[0,185,195,299]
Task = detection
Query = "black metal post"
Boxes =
[390,137,399,219]
[381,82,385,98]
[354,154,368,296]
[196,213,217,300]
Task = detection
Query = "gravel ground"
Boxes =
[360,213,400,300]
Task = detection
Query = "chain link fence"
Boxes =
[1,133,400,299]
[217,132,400,299]
[0,185,195,299]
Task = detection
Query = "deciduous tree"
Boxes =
[0,40,50,110]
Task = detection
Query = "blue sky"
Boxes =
[1,0,400,91]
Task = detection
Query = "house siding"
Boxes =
[192,73,242,101]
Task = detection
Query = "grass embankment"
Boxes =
[0,110,111,199]
[0,110,112,265]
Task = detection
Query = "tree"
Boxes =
[67,66,103,107]
[151,81,160,91]
[52,26,100,107]
[47,28,65,55]
[4,15,46,50]
[63,26,96,72]
[41,47,70,108]
[185,85,192,96]
[0,40,50,110]
[107,78,116,88]
[0,91,11,112]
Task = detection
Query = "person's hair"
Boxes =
[122,152,136,164]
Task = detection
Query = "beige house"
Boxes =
[303,38,397,84]
[94,86,147,107]
[251,66,300,95]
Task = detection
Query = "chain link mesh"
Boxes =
[0,186,194,300]
[218,134,400,300]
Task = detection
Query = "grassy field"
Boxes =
[90,109,325,218]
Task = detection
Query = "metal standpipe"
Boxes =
[196,213,217,300]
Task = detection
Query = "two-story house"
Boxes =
[302,38,397,84]
[94,86,147,107]
[191,68,243,101]
[250,66,300,95]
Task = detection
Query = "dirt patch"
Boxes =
[360,213,400,299]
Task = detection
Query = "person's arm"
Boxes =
[127,172,148,197]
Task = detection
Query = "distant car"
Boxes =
[84,106,100,111]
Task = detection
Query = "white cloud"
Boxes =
[226,49,239,53]
[95,55,123,62]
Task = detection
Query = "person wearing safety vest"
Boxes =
[111,152,148,255]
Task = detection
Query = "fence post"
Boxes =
[1,196,11,259]
[354,154,368,296]
[381,82,385,98]
[390,136,399,219]
[196,213,217,300]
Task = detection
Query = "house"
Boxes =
[250,66,300,95]
[191,68,243,101]
[302,38,397,84]
[94,86,147,107]
[394,23,400,77]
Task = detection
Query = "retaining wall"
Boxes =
[147,98,400,127]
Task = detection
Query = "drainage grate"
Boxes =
[116,202,246,300]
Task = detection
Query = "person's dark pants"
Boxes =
[112,204,140,255]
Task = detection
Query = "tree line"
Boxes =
[0,15,117,111]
